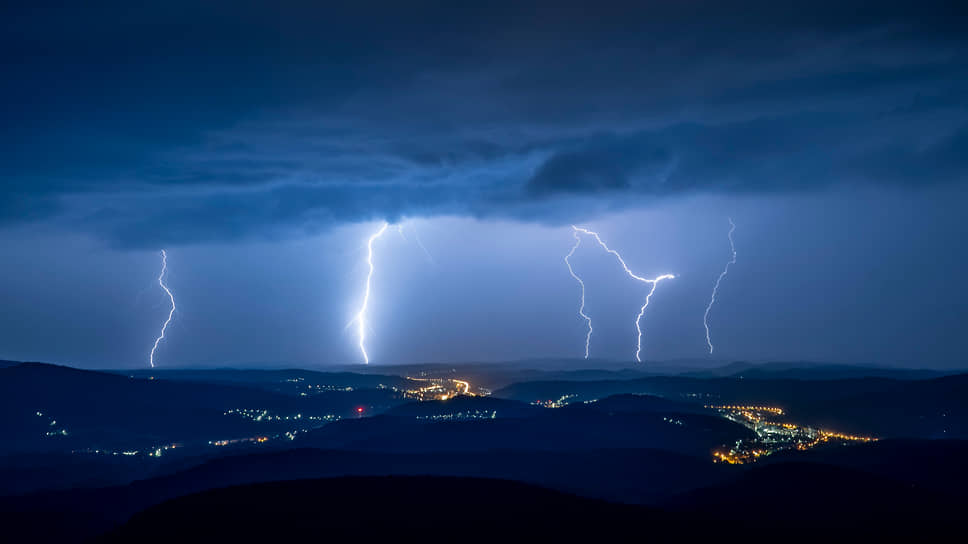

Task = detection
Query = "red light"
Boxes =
[356,407,364,413]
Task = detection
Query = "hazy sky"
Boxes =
[2,1,966,368]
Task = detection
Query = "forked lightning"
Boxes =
[570,226,674,362]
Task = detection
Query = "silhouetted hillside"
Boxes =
[496,373,968,438]
[5,440,968,541]
[0,363,406,454]
[296,407,752,457]
[4,360,968,542]
[764,438,968,498]
[727,363,946,380]
[96,477,681,542]
[0,446,726,513]
[0,453,152,496]
[3,463,721,542]
[92,471,968,542]
[561,393,708,415]
[494,374,901,405]
[799,374,968,437]
[383,392,701,421]
[383,394,543,419]
[363,359,654,390]
[671,462,964,529]
[680,361,947,380]
[122,367,410,395]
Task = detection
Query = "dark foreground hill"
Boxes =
[671,462,965,529]
[0,447,729,541]
[5,439,968,542]
[763,438,968,498]
[96,476,685,542]
[94,473,965,543]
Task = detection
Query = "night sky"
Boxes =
[2,1,966,368]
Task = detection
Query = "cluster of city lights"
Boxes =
[708,404,876,464]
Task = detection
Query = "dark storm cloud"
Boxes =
[526,116,968,197]
[2,0,967,246]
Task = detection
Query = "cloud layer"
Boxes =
[3,1,967,246]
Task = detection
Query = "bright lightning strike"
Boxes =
[564,229,593,359]
[355,222,389,364]
[704,218,737,354]
[149,250,176,368]
[572,226,675,363]
[635,273,675,363]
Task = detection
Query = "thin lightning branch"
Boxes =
[564,229,593,359]
[394,223,435,266]
[408,223,436,266]
[149,250,175,368]
[355,222,389,364]
[572,227,659,284]
[572,226,675,362]
[704,218,737,354]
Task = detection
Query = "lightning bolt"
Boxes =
[704,218,737,354]
[572,226,675,362]
[149,250,175,368]
[355,222,389,364]
[409,224,436,266]
[635,273,675,363]
[564,229,593,359]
